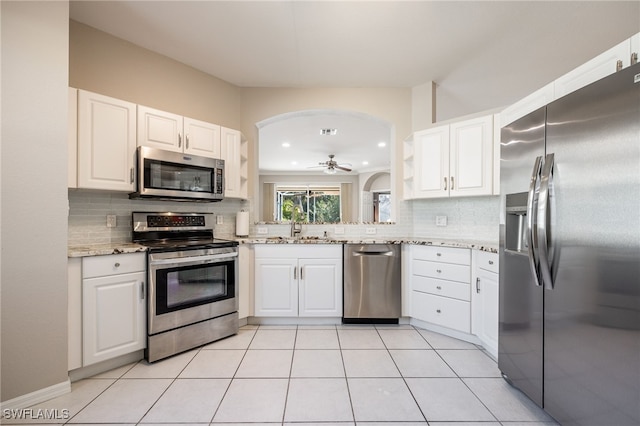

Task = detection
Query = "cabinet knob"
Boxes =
[114,262,120,268]
[488,260,494,265]
[436,309,441,313]
[436,269,442,273]
[436,252,442,257]
[436,286,442,290]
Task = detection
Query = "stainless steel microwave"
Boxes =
[130,146,224,202]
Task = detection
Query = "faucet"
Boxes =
[290,206,303,238]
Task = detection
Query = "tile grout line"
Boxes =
[208,326,259,424]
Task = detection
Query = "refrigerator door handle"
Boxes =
[527,156,543,287]
[537,153,555,290]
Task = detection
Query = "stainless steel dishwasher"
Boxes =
[343,244,401,323]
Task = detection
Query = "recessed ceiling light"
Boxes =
[282,142,291,148]
[291,161,298,165]
[378,142,386,148]
[362,161,369,165]
[320,128,337,136]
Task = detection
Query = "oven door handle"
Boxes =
[149,252,238,266]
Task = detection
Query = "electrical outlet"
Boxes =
[257,227,268,235]
[106,214,117,228]
[365,227,376,235]
[216,215,224,225]
[436,215,448,227]
[334,226,345,235]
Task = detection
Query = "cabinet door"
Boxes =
[68,88,78,188]
[83,271,146,366]
[554,38,630,99]
[77,90,136,191]
[449,115,493,197]
[137,105,183,152]
[184,117,220,158]
[299,258,342,317]
[472,267,499,358]
[414,125,450,198]
[220,127,243,198]
[254,258,298,316]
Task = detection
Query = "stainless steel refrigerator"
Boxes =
[499,63,640,425]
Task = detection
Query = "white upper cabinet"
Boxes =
[221,126,248,199]
[411,114,494,199]
[554,37,632,99]
[449,115,493,197]
[137,105,221,159]
[184,117,222,158]
[77,90,137,191]
[413,125,450,198]
[68,87,78,189]
[503,32,640,127]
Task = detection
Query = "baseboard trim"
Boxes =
[1,379,71,411]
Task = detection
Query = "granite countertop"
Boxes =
[68,237,498,258]
[68,243,148,258]
[235,236,498,253]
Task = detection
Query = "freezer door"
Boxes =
[498,107,546,407]
[543,63,640,425]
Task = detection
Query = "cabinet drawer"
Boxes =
[411,291,470,333]
[412,259,470,283]
[477,250,498,273]
[83,252,146,278]
[411,245,470,265]
[255,244,341,259]
[412,275,470,301]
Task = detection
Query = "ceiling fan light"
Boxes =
[324,167,337,174]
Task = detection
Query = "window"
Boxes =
[275,185,341,223]
[374,191,391,222]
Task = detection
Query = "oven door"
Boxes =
[148,248,238,335]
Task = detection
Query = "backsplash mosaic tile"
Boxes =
[68,191,499,246]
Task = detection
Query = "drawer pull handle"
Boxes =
[436,286,442,290]
[436,309,441,313]
[488,260,494,265]
[476,277,481,293]
[114,262,120,268]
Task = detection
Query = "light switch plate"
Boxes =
[106,214,117,228]
[334,226,345,235]
[436,216,448,227]
[257,227,268,234]
[216,215,224,225]
[365,227,376,235]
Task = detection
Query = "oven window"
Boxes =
[156,261,235,314]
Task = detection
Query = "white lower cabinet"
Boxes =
[409,246,471,333]
[81,253,146,366]
[254,245,342,317]
[471,250,499,358]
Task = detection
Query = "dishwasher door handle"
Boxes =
[352,251,395,257]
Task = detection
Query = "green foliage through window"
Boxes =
[276,186,341,223]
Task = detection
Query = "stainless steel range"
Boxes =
[133,212,239,362]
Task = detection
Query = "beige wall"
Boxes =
[69,20,242,129]
[1,1,70,402]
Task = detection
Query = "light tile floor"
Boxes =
[5,325,559,425]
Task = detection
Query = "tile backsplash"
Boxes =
[68,190,249,246]
[68,190,499,246]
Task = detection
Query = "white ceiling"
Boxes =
[69,1,640,173]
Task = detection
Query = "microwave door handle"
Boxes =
[149,252,238,266]
[527,156,543,287]
[537,153,555,290]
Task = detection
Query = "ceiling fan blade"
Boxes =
[335,165,352,172]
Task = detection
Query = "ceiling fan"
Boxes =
[309,154,352,174]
